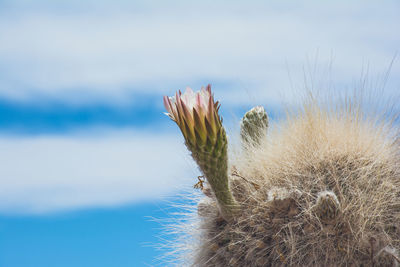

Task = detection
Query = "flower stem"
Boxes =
[188,128,239,221]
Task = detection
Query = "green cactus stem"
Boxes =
[240,105,269,146]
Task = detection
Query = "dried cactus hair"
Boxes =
[163,87,400,266]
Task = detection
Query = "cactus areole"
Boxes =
[163,85,400,266]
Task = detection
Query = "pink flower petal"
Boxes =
[164,85,223,143]
[163,95,172,114]
[206,84,211,94]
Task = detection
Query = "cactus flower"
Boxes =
[164,85,239,221]
[163,85,222,148]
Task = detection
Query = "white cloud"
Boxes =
[0,130,198,214]
[0,0,399,215]
[0,0,398,105]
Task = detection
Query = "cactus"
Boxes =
[163,85,400,266]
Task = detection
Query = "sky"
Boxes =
[0,0,399,266]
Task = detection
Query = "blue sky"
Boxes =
[0,0,399,266]
[0,203,168,267]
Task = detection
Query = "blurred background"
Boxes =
[0,0,399,266]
